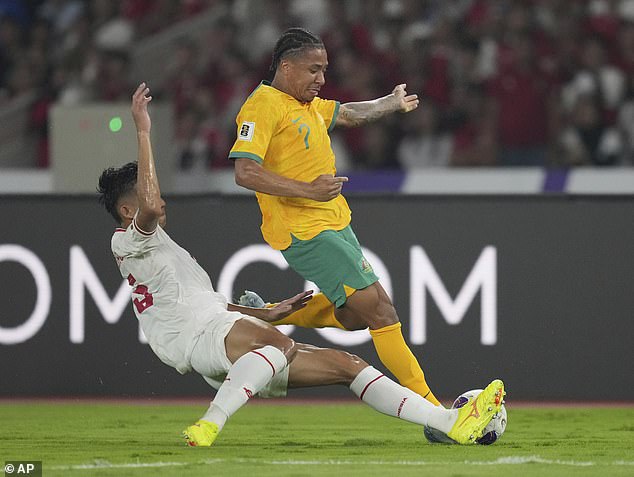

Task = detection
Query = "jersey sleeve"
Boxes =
[111,217,159,258]
[228,94,282,164]
[312,97,340,132]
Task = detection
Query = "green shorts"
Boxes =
[281,225,378,308]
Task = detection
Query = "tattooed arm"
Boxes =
[335,84,419,128]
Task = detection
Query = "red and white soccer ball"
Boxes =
[453,388,507,444]
[423,388,508,445]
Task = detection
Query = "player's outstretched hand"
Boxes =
[308,174,349,201]
[266,290,314,322]
[391,83,419,113]
[131,82,152,133]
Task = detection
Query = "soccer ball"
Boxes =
[424,388,507,445]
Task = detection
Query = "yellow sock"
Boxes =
[269,292,346,329]
[369,322,442,406]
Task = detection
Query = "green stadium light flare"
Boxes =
[109,116,123,133]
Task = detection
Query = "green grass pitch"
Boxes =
[1,401,633,476]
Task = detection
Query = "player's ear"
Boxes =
[280,58,291,76]
[119,201,136,223]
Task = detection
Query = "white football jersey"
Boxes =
[111,218,229,374]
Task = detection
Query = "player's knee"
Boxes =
[353,305,398,330]
[334,307,368,331]
[368,294,399,329]
[340,284,399,330]
[247,323,298,363]
[369,309,398,329]
[335,351,368,384]
[342,319,367,331]
[270,334,298,363]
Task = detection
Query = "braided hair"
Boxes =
[97,162,137,224]
[270,27,324,73]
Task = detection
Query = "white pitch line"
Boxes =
[51,459,224,470]
[468,456,595,466]
[50,457,634,471]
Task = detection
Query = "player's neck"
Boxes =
[270,76,300,102]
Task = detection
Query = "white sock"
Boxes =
[202,345,288,429]
[350,366,457,434]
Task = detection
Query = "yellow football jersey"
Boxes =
[229,81,351,250]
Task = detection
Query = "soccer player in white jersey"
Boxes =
[96,83,505,447]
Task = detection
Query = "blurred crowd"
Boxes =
[1,0,634,170]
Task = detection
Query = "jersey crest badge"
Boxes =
[238,121,255,141]
[359,257,374,274]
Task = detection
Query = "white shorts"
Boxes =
[189,311,289,398]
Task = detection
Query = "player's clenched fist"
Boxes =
[308,174,349,201]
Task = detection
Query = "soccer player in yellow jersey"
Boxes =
[230,28,441,406]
